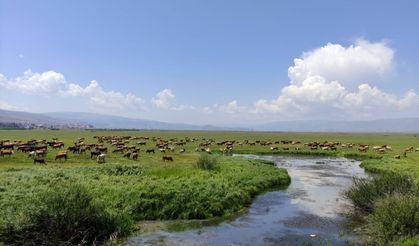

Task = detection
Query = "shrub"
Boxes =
[196,154,218,170]
[368,194,419,244]
[345,173,417,213]
[0,183,132,245]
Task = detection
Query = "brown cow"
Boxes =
[34,158,46,165]
[0,150,14,157]
[162,155,173,162]
[55,151,68,161]
[132,152,138,160]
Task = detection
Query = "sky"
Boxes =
[0,0,418,125]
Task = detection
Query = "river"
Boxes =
[127,155,366,246]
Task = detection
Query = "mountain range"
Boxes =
[1,109,418,132]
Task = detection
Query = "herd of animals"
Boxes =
[0,135,418,165]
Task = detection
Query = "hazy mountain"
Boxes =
[44,112,245,131]
[1,109,418,132]
[0,109,245,131]
[0,109,70,125]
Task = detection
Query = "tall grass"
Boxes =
[368,194,419,244]
[0,183,132,245]
[345,172,419,244]
[196,154,218,170]
[345,173,417,213]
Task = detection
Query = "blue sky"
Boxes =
[0,0,418,124]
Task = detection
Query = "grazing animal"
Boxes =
[282,147,289,151]
[97,154,106,164]
[415,148,419,152]
[394,155,401,159]
[90,150,101,159]
[179,148,186,153]
[405,146,414,152]
[113,148,124,153]
[146,149,155,154]
[33,158,46,165]
[55,151,68,161]
[270,146,278,151]
[123,152,131,159]
[132,152,138,160]
[0,150,14,157]
[162,155,173,162]
[28,151,36,158]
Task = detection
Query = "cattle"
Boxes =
[34,158,46,165]
[358,147,368,152]
[405,146,414,152]
[90,150,101,159]
[55,151,68,161]
[0,150,14,157]
[146,149,155,154]
[415,148,419,152]
[205,148,212,154]
[270,146,278,151]
[35,150,47,157]
[179,148,186,153]
[97,146,108,153]
[162,155,173,162]
[113,148,124,154]
[28,151,36,158]
[137,142,147,146]
[123,152,131,159]
[378,148,386,154]
[394,155,401,159]
[132,152,138,160]
[97,154,106,164]
[282,147,289,151]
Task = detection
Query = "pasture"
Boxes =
[0,129,418,244]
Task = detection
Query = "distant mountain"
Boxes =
[1,109,418,132]
[254,118,419,133]
[0,109,245,131]
[44,112,244,131]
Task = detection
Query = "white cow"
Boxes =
[97,153,106,164]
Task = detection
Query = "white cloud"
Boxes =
[0,70,145,111]
[151,89,192,111]
[59,80,145,110]
[252,39,419,119]
[288,39,394,88]
[0,70,67,95]
[218,100,247,114]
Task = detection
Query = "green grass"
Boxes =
[0,129,419,244]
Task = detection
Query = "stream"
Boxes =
[127,155,367,245]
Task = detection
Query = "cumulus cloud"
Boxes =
[252,39,419,119]
[0,70,145,111]
[288,39,394,88]
[0,70,66,95]
[151,89,192,111]
[217,100,247,114]
[59,80,145,110]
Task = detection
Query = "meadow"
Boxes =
[0,129,418,245]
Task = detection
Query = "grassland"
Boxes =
[0,129,418,244]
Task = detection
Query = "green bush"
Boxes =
[196,154,218,170]
[345,173,417,213]
[368,194,419,244]
[0,183,132,245]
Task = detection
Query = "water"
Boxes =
[127,155,366,246]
